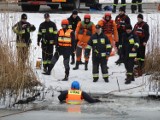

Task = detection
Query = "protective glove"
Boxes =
[106,52,110,56]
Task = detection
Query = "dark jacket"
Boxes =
[58,90,100,103]
[67,15,81,31]
[85,32,111,59]
[115,14,131,34]
[12,21,36,45]
[122,31,139,59]
[133,21,150,45]
[38,20,57,45]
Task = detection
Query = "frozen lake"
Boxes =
[0,97,160,120]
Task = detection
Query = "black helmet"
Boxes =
[21,13,27,19]
[126,24,132,30]
[72,9,78,15]
[44,13,50,18]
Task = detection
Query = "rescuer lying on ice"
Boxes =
[58,81,101,104]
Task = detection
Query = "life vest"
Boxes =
[66,90,82,105]
[78,21,93,36]
[116,15,127,30]
[134,22,145,38]
[58,29,72,47]
[102,20,114,34]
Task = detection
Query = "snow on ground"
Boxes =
[1,12,160,97]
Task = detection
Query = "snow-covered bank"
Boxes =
[0,12,160,100]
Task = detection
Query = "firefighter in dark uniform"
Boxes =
[131,0,143,13]
[58,81,101,104]
[12,13,36,65]
[115,7,131,65]
[112,0,126,13]
[67,10,81,65]
[85,25,111,82]
[133,14,149,76]
[43,19,75,81]
[122,25,139,84]
[37,13,57,72]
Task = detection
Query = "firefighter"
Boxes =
[73,14,96,71]
[115,7,131,65]
[12,13,36,65]
[121,25,139,84]
[112,0,126,13]
[85,25,111,82]
[58,81,101,104]
[98,12,118,57]
[43,19,75,81]
[67,10,81,65]
[133,14,149,76]
[37,13,57,72]
[131,0,143,13]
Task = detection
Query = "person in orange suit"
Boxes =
[98,12,118,57]
[73,14,96,71]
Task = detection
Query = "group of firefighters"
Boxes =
[12,7,149,85]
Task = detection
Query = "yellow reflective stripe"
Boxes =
[113,4,117,6]
[106,44,111,48]
[93,74,99,77]
[27,28,30,32]
[121,4,126,6]
[67,101,81,105]
[129,38,135,44]
[140,59,144,61]
[58,37,71,41]
[41,29,46,33]
[119,45,122,48]
[49,27,54,33]
[47,60,52,64]
[101,53,106,57]
[53,31,57,34]
[16,43,27,47]
[86,45,92,49]
[93,39,98,44]
[38,32,42,35]
[43,61,48,64]
[136,58,141,60]
[52,0,66,2]
[102,74,108,78]
[127,73,133,75]
[100,38,105,44]
[129,53,137,57]
[137,2,142,5]
[68,25,72,29]
[49,40,54,44]
[135,43,139,47]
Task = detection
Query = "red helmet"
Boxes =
[105,12,111,17]
[61,19,69,25]
[84,14,91,19]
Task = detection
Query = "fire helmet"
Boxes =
[61,19,69,25]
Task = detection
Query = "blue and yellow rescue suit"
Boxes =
[85,32,111,82]
[37,21,57,71]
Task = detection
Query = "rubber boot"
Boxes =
[62,69,69,81]
[93,78,98,82]
[112,6,116,13]
[70,54,75,65]
[73,61,80,70]
[85,61,88,70]
[138,4,143,13]
[42,64,53,75]
[104,77,109,83]
[125,75,132,84]
[131,5,137,13]
[43,64,47,72]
